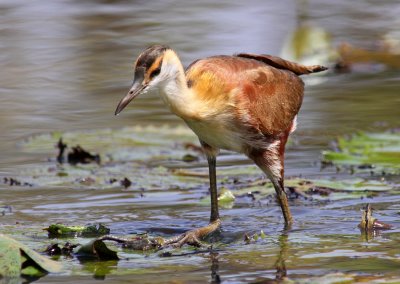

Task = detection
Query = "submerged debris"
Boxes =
[78,177,96,186]
[45,242,77,256]
[56,137,100,165]
[44,240,118,261]
[67,145,100,165]
[244,230,267,244]
[3,177,33,187]
[0,205,13,216]
[56,138,67,164]
[76,239,119,260]
[182,153,199,162]
[120,177,132,189]
[358,204,393,232]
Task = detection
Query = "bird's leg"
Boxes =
[248,136,293,228]
[165,142,221,248]
[207,153,220,223]
[271,177,293,227]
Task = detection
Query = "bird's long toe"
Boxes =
[164,219,221,248]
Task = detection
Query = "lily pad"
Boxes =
[323,131,400,173]
[19,125,197,163]
[200,188,236,209]
[13,126,205,190]
[199,177,394,206]
[0,234,62,278]
[45,223,110,238]
[286,178,394,201]
[289,178,394,192]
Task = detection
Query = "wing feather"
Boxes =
[236,53,328,75]
[185,55,306,137]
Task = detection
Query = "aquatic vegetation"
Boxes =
[45,223,110,238]
[323,131,400,173]
[0,234,62,279]
[2,127,399,283]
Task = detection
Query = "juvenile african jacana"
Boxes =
[115,45,327,245]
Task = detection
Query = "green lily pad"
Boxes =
[19,125,197,163]
[0,234,62,278]
[323,131,400,173]
[287,178,393,201]
[199,177,393,206]
[45,224,110,238]
[200,188,236,209]
[218,188,236,204]
[289,178,393,192]
[13,126,205,190]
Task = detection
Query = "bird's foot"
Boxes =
[164,219,221,248]
[96,220,221,250]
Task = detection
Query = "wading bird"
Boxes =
[115,45,327,246]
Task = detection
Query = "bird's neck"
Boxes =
[159,50,195,119]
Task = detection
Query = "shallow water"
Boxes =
[1,0,400,283]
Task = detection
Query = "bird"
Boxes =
[115,45,327,246]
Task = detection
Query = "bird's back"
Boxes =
[185,54,307,139]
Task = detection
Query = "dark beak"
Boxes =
[115,67,146,116]
[115,81,146,116]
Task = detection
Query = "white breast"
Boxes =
[184,114,246,153]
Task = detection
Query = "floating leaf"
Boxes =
[292,178,393,192]
[218,188,235,204]
[200,188,235,208]
[45,223,110,238]
[0,234,62,278]
[14,126,204,190]
[323,131,400,173]
[19,125,197,163]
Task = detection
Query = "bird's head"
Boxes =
[115,44,182,115]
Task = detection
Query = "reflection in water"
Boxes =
[249,231,290,283]
[210,251,221,283]
[274,233,289,281]
[79,259,119,280]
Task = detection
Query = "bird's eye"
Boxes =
[149,67,161,79]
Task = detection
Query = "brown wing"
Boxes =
[186,55,306,137]
[233,60,305,137]
[236,53,328,75]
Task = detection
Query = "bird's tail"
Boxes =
[236,53,328,76]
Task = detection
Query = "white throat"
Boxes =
[153,50,194,118]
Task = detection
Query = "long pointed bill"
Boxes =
[115,82,146,115]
